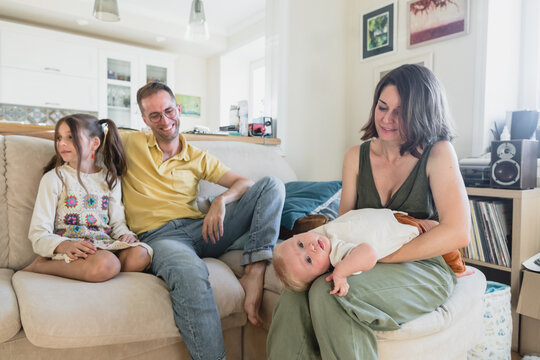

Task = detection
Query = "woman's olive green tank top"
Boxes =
[356,140,438,221]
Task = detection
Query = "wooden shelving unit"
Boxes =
[465,187,540,350]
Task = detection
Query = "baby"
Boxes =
[273,208,465,296]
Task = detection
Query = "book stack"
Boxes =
[460,199,512,267]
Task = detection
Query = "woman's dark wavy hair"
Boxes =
[44,114,127,191]
[361,64,455,158]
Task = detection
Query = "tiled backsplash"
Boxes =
[0,103,98,125]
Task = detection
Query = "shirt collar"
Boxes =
[147,132,190,161]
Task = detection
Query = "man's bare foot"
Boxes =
[21,256,48,273]
[239,261,266,327]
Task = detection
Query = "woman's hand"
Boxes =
[326,273,350,297]
[55,240,96,260]
[119,233,138,244]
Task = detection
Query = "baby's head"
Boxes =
[273,232,332,292]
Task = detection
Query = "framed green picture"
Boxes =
[362,3,395,60]
[175,94,201,118]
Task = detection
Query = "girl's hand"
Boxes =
[119,234,138,244]
[326,273,350,297]
[56,240,96,260]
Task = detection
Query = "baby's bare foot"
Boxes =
[239,261,266,327]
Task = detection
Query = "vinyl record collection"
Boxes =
[460,198,512,267]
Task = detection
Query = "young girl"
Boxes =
[23,114,152,282]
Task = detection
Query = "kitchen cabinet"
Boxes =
[101,55,136,129]
[99,51,174,129]
[0,26,98,112]
[0,67,98,112]
[0,20,176,125]
[0,30,97,79]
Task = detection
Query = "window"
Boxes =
[249,58,265,121]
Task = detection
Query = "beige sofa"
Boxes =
[0,134,486,360]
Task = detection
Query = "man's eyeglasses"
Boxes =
[146,106,178,123]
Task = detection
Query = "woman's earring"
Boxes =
[91,152,95,159]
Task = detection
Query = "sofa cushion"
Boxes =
[280,181,342,230]
[0,136,8,267]
[5,135,55,270]
[0,269,20,343]
[12,258,245,348]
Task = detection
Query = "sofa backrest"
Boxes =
[191,141,297,201]
[0,135,296,270]
[2,135,56,270]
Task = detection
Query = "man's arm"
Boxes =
[202,170,254,244]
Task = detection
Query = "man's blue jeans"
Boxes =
[139,176,285,360]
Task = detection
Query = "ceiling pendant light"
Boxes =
[185,0,209,41]
[93,0,120,22]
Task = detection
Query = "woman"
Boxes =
[267,64,471,359]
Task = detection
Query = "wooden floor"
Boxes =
[512,351,522,360]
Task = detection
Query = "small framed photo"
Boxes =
[373,53,433,87]
[407,0,470,48]
[362,3,396,60]
[175,94,201,118]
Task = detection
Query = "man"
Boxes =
[121,82,285,360]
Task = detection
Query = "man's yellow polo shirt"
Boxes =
[121,132,230,234]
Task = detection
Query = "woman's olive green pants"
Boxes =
[267,256,456,360]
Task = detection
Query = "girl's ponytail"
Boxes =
[98,119,126,190]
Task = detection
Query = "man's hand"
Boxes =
[202,196,226,244]
[119,233,138,244]
[55,240,96,260]
[326,272,350,297]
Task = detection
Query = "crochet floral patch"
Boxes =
[84,194,98,209]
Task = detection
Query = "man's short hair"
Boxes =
[136,82,176,115]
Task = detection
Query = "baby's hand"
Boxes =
[119,234,138,244]
[325,273,350,297]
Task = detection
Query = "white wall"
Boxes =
[219,37,265,127]
[206,55,221,131]
[347,0,482,161]
[281,0,347,181]
[174,54,208,132]
[205,19,266,132]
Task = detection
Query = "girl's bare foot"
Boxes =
[21,256,49,273]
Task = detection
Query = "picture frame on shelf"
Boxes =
[175,94,201,118]
[361,2,396,60]
[407,0,470,48]
[373,53,433,87]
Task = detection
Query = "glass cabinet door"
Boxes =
[146,65,167,84]
[106,58,132,128]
